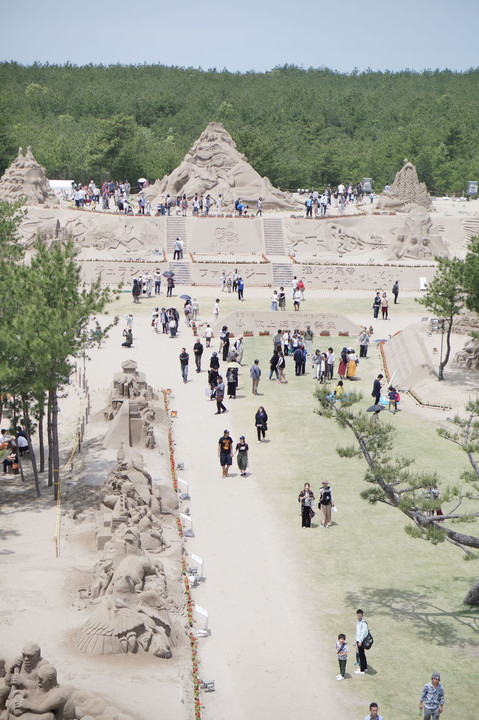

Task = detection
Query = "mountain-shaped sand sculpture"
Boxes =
[0,146,58,205]
[148,122,294,211]
[377,158,432,211]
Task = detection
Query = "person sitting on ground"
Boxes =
[3,446,18,474]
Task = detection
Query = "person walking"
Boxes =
[277,351,288,383]
[166,276,174,297]
[318,480,335,527]
[298,482,315,528]
[173,237,182,260]
[419,672,444,719]
[250,359,261,395]
[269,349,280,381]
[392,280,399,304]
[371,374,384,405]
[234,435,249,476]
[193,339,203,373]
[373,291,381,319]
[237,276,244,301]
[220,326,230,361]
[218,429,233,477]
[255,406,268,442]
[226,365,238,399]
[204,324,213,348]
[179,348,189,383]
[354,609,369,674]
[214,376,227,414]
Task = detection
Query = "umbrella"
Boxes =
[367,404,385,413]
[180,294,191,301]
[138,177,147,184]
[163,271,175,278]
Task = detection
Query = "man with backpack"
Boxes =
[355,609,370,674]
[319,480,334,527]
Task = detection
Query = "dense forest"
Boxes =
[1,62,478,194]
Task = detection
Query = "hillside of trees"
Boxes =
[1,62,478,194]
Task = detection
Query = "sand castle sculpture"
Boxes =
[103,360,158,450]
[76,443,180,659]
[0,147,58,206]
[454,337,479,371]
[147,121,295,210]
[377,158,432,211]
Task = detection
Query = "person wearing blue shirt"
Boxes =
[419,672,444,719]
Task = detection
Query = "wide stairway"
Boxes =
[168,262,191,285]
[167,217,187,255]
[263,218,285,255]
[272,263,293,288]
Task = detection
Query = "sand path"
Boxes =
[79,301,350,719]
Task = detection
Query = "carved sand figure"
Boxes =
[4,645,49,693]
[147,122,295,211]
[0,148,58,206]
[377,158,432,211]
[7,664,75,720]
[389,206,449,260]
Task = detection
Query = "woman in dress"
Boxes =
[255,406,268,442]
[235,435,249,476]
[298,482,315,528]
[278,286,286,311]
[226,365,238,399]
[346,348,357,380]
[338,347,348,379]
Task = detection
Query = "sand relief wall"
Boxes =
[283,209,451,263]
[185,217,264,257]
[296,263,436,290]
[210,310,360,336]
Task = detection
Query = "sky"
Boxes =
[0,0,478,74]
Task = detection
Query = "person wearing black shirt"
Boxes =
[179,349,189,383]
[234,436,249,476]
[371,374,384,405]
[218,430,234,477]
[193,340,204,373]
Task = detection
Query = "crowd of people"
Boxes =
[302,181,375,217]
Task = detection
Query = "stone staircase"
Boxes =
[263,218,285,255]
[272,263,293,288]
[168,262,191,285]
[167,217,187,254]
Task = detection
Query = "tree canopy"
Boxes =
[1,62,479,192]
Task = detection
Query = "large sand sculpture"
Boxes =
[377,158,432,211]
[147,122,295,210]
[0,147,58,205]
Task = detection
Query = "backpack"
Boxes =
[320,488,332,506]
[362,625,374,650]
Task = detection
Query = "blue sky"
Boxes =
[1,0,477,73]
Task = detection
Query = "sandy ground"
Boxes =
[1,281,476,720]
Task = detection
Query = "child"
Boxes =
[213,299,220,320]
[336,633,348,680]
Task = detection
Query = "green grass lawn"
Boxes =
[232,335,479,720]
